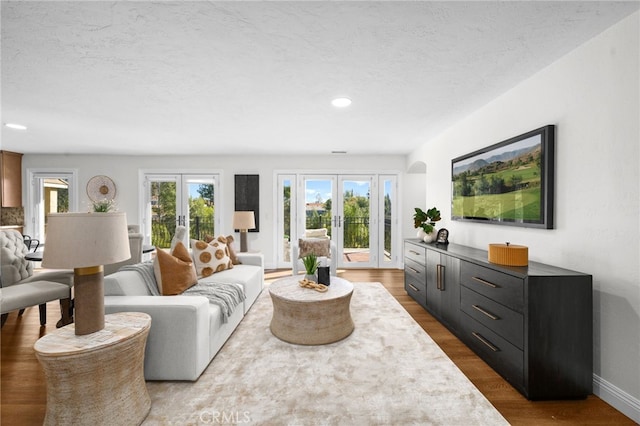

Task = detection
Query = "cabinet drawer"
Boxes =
[460,261,524,312]
[404,258,426,283]
[460,312,524,391]
[460,286,524,349]
[404,243,426,264]
[405,275,426,307]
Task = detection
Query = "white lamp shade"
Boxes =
[233,211,256,230]
[42,212,131,269]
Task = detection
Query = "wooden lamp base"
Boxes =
[73,266,105,335]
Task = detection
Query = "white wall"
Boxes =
[409,12,640,421]
[22,154,412,268]
[403,160,427,238]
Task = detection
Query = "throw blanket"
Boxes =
[120,262,246,323]
[184,282,245,323]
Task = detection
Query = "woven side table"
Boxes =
[34,312,151,426]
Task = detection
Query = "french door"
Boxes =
[143,173,219,249]
[276,173,399,269]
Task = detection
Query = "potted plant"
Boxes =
[302,253,319,282]
[92,199,116,212]
[413,207,441,243]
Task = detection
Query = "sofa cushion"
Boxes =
[154,242,198,295]
[104,270,154,296]
[199,264,264,314]
[191,237,233,278]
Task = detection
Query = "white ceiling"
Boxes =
[2,1,638,156]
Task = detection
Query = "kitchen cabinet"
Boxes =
[0,151,23,207]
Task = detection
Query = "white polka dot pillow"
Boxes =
[191,236,234,278]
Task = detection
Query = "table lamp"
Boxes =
[42,212,131,335]
[232,211,255,252]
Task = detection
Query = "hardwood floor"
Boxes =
[1,268,634,425]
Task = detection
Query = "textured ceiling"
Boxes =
[2,1,638,156]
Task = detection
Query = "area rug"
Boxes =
[143,282,508,425]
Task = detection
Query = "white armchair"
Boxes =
[291,238,337,276]
[104,231,143,276]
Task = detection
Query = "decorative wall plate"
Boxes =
[86,175,116,202]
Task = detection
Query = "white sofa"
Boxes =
[103,252,264,381]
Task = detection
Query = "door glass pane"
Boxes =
[383,178,393,264]
[304,179,333,236]
[283,178,292,261]
[44,178,69,236]
[186,179,215,241]
[32,175,71,242]
[342,179,370,263]
[150,181,177,249]
[44,178,69,214]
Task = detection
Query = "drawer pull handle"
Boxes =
[472,276,498,288]
[406,265,420,274]
[472,304,499,320]
[472,332,499,352]
[409,250,421,256]
[408,284,420,292]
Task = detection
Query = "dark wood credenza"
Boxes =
[404,239,593,400]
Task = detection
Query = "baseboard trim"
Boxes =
[593,374,640,423]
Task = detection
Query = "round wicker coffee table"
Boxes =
[269,275,354,345]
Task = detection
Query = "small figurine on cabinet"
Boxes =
[436,228,449,245]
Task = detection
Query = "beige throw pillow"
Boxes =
[298,238,331,258]
[304,228,328,239]
[153,242,198,295]
[191,236,234,277]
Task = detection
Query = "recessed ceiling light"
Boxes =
[5,123,27,130]
[331,97,352,108]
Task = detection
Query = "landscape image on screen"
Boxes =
[452,134,544,223]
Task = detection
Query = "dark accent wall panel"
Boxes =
[234,174,259,232]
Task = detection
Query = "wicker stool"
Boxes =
[34,312,151,426]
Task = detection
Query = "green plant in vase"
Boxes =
[413,207,441,242]
[92,199,116,212]
[302,253,319,281]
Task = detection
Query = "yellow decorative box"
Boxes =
[488,243,528,266]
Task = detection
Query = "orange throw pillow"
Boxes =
[153,242,198,295]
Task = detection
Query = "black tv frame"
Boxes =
[451,125,555,229]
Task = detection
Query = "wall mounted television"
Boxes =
[451,125,555,229]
